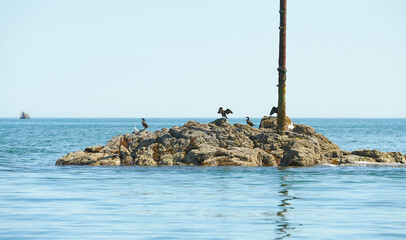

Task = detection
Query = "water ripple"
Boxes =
[1,118,406,239]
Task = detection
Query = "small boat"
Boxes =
[20,112,30,119]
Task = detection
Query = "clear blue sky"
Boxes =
[1,0,405,118]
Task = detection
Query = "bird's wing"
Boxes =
[270,107,278,115]
[225,109,233,114]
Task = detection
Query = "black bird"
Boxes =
[218,107,233,119]
[141,118,149,129]
[270,106,278,116]
[246,117,255,127]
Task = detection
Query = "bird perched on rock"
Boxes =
[218,107,233,119]
[141,118,149,129]
[270,106,278,116]
[246,117,255,127]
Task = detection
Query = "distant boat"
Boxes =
[20,112,30,119]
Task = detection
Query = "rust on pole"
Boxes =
[277,0,287,132]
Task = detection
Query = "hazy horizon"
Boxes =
[1,0,405,118]
[4,116,406,120]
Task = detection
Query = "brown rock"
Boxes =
[281,142,320,167]
[56,151,120,166]
[85,145,103,153]
[293,124,317,136]
[56,118,405,167]
[92,155,121,166]
[159,153,174,166]
[259,116,292,130]
[388,152,406,163]
[339,154,375,165]
[351,149,393,163]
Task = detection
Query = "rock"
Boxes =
[135,157,157,166]
[281,141,320,167]
[100,135,122,154]
[159,153,174,166]
[339,154,375,165]
[85,145,103,153]
[259,116,292,130]
[293,124,316,136]
[201,147,277,167]
[133,145,156,166]
[388,152,406,163]
[121,155,133,165]
[56,151,103,165]
[259,150,279,166]
[348,149,406,164]
[351,149,393,163]
[336,149,406,165]
[56,118,405,167]
[341,150,351,156]
[211,118,228,127]
[94,155,121,166]
[55,151,120,166]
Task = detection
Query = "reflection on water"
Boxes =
[276,171,298,239]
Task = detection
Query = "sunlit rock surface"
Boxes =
[56,118,406,167]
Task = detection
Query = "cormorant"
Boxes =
[270,106,278,116]
[218,107,233,119]
[246,117,255,127]
[141,118,149,129]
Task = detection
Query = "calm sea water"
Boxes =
[0,118,406,239]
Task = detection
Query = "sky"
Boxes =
[1,0,405,118]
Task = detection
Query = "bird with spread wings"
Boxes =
[218,107,233,119]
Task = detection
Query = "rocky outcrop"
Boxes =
[337,149,406,166]
[259,116,292,130]
[56,118,405,167]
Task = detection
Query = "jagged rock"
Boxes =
[56,151,103,165]
[56,118,405,167]
[259,116,292,130]
[388,152,406,163]
[85,145,103,153]
[340,150,351,158]
[100,135,122,154]
[281,140,321,167]
[352,149,387,159]
[55,151,120,166]
[184,144,217,165]
[336,149,406,166]
[350,149,406,163]
[159,153,174,166]
[293,124,316,136]
[121,155,133,165]
[339,154,375,165]
[211,118,228,127]
[94,155,121,166]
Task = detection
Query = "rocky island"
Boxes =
[56,117,406,167]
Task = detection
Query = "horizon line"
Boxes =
[1,117,406,119]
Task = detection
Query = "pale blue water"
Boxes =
[1,118,406,239]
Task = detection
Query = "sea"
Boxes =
[0,118,405,239]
